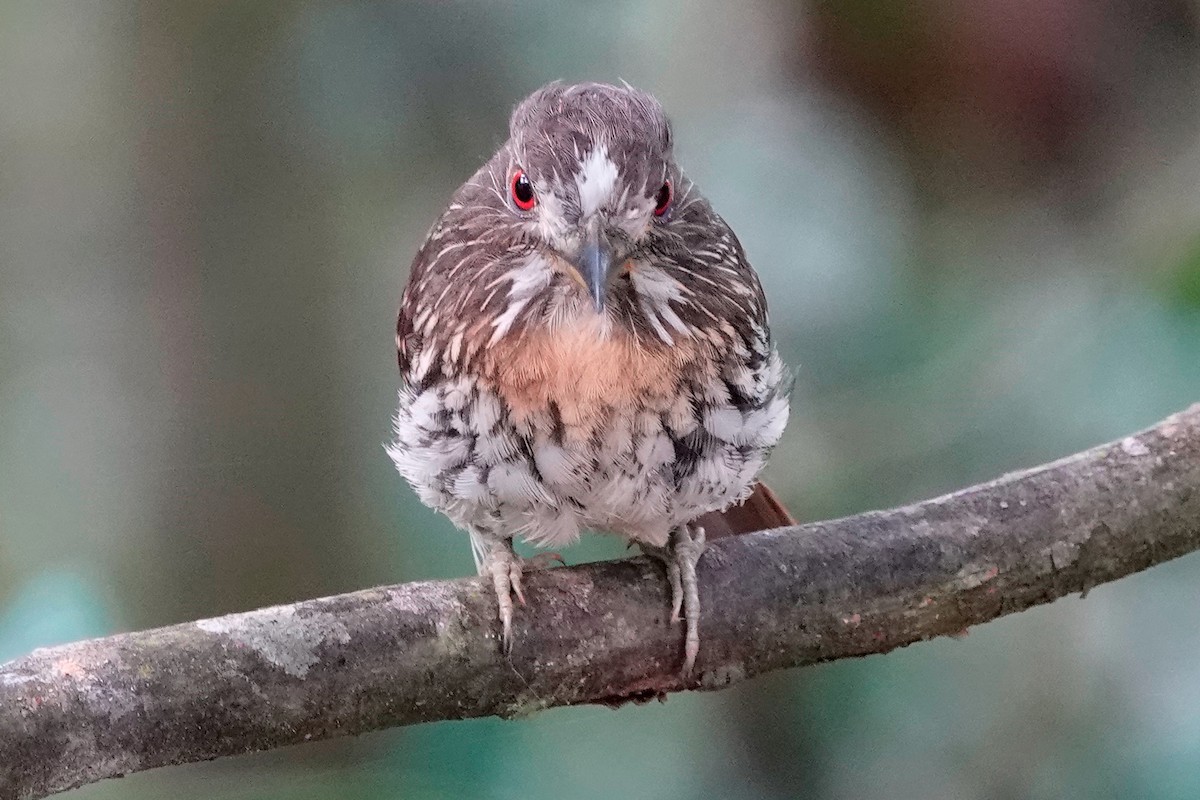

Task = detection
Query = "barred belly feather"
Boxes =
[389,319,789,550]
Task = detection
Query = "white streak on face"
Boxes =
[639,300,673,345]
[489,255,553,345]
[508,255,554,298]
[630,265,691,343]
[533,177,571,243]
[489,299,528,345]
[576,145,618,218]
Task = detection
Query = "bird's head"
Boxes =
[401,82,766,375]
[499,82,678,314]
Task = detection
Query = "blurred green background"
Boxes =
[3,1,1200,798]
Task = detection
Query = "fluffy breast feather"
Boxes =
[483,315,712,437]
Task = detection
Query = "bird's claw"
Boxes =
[478,544,565,654]
[481,539,525,653]
[510,559,526,607]
[645,524,707,676]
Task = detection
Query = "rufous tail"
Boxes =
[694,481,796,540]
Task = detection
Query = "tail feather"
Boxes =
[695,481,796,540]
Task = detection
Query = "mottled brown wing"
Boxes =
[695,481,796,540]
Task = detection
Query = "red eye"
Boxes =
[653,181,672,217]
[510,170,536,211]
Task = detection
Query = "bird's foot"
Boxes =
[644,524,707,676]
[479,538,525,654]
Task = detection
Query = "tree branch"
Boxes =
[3,404,1199,800]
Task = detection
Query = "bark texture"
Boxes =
[2,404,1199,800]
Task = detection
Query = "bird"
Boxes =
[388,82,791,675]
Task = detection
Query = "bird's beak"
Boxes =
[573,223,614,313]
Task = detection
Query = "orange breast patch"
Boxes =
[485,318,707,436]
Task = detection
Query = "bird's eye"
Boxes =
[510,170,536,211]
[653,181,672,217]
